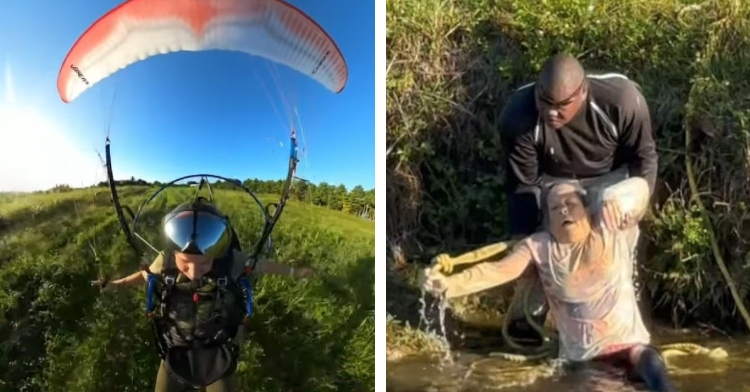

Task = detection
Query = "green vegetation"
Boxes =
[91,176,375,220]
[386,0,750,340]
[0,187,374,391]
[386,315,445,360]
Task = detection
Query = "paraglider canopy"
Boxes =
[57,0,349,103]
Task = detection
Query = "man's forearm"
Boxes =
[254,260,295,277]
[501,124,543,236]
[109,271,147,287]
[630,154,657,196]
[603,176,651,223]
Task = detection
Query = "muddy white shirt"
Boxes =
[521,223,650,362]
[445,190,650,361]
[442,227,650,362]
[439,177,651,361]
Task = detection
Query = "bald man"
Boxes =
[422,178,673,392]
[498,53,658,340]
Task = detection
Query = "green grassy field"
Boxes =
[0,186,374,391]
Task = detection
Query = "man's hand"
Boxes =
[292,267,315,279]
[419,267,450,297]
[601,199,633,231]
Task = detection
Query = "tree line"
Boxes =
[93,177,375,220]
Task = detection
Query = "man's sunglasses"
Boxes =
[535,78,586,108]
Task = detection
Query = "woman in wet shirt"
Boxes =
[421,177,674,392]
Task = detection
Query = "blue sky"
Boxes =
[0,0,375,192]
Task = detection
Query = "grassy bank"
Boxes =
[386,0,750,346]
[0,187,374,391]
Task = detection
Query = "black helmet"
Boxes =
[161,198,233,259]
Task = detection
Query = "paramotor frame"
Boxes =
[103,128,299,273]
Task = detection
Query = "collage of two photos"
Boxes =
[1,0,376,391]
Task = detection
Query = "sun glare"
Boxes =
[0,105,102,192]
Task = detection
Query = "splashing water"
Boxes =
[437,292,452,364]
[418,288,453,365]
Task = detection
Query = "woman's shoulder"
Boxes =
[525,232,552,247]
[516,232,552,262]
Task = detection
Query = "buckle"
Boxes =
[165,276,175,285]
[217,277,228,287]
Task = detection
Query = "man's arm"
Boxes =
[233,251,308,279]
[441,241,534,299]
[254,260,295,276]
[96,255,162,289]
[107,270,148,287]
[617,83,658,195]
[499,98,543,237]
[97,266,152,289]
[601,176,651,228]
[253,259,313,279]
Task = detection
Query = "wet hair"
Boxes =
[540,181,588,230]
[538,53,586,96]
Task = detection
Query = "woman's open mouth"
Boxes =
[562,218,574,227]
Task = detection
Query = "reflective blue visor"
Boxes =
[163,210,232,259]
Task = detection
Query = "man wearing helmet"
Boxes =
[95,198,313,392]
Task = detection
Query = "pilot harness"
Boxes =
[142,231,255,387]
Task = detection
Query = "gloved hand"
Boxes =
[419,266,450,297]
[431,253,455,274]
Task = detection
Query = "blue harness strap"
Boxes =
[237,275,254,326]
[146,274,158,316]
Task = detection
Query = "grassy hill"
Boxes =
[0,186,374,391]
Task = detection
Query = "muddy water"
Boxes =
[387,335,750,391]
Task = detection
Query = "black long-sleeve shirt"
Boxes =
[499,73,658,236]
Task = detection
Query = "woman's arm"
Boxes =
[440,242,535,299]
